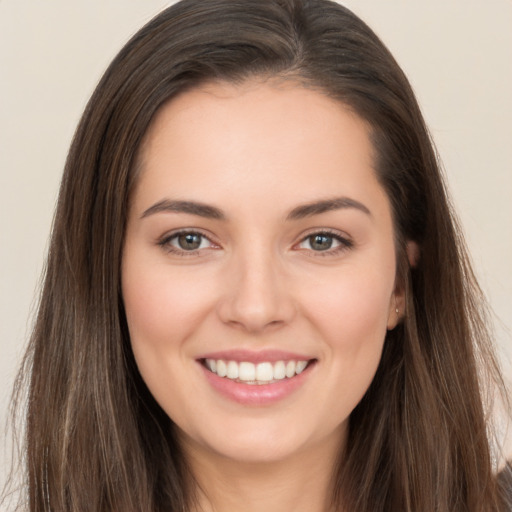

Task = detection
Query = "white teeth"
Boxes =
[216,360,227,377]
[226,360,239,379]
[205,358,311,383]
[238,362,256,381]
[296,360,307,374]
[273,361,286,380]
[256,362,273,381]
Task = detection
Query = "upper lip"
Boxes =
[197,349,314,364]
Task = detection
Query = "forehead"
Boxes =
[141,79,373,162]
[133,80,388,220]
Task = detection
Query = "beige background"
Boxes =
[1,0,511,488]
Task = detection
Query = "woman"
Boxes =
[4,0,511,510]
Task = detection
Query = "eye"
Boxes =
[174,232,207,251]
[302,233,336,251]
[159,230,216,253]
[297,231,352,254]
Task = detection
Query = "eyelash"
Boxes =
[157,229,353,257]
[157,229,217,256]
[295,229,353,257]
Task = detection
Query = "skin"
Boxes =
[122,80,404,512]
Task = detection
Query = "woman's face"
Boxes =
[122,81,402,464]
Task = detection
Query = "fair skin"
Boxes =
[122,80,404,512]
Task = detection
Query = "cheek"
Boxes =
[121,259,216,421]
[122,261,216,350]
[308,267,392,336]
[300,263,393,384]
[307,269,393,418]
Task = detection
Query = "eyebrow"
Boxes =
[286,197,371,220]
[141,199,225,220]
[140,196,371,221]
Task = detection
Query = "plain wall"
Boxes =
[1,0,511,490]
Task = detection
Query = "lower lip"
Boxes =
[199,361,315,406]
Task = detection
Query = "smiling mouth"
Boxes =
[201,358,316,385]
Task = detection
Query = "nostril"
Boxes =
[215,268,296,332]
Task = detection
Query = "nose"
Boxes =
[216,247,296,334]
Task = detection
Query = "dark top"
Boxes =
[498,461,512,511]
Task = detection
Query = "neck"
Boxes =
[183,433,344,512]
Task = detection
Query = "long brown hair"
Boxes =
[5,0,510,510]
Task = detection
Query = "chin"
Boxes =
[179,416,347,466]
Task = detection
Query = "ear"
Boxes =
[387,241,419,330]
[386,284,405,330]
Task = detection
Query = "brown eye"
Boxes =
[158,230,218,255]
[308,234,334,251]
[176,233,204,250]
[296,231,353,255]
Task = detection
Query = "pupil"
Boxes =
[178,233,201,250]
[310,234,333,251]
